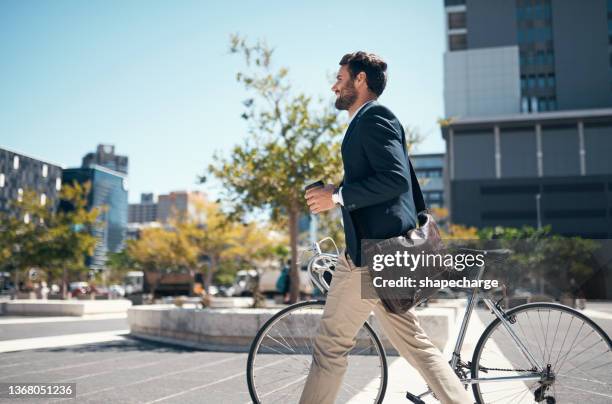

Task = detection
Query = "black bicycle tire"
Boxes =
[470,302,612,404]
[246,299,388,404]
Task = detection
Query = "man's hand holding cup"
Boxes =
[304,180,337,214]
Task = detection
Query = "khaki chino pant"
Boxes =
[299,250,473,404]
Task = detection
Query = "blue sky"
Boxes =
[0,0,446,203]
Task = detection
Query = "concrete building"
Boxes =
[442,0,612,297]
[443,0,612,118]
[442,109,612,237]
[157,191,207,223]
[0,147,63,218]
[129,193,158,224]
[82,144,128,175]
[61,165,128,270]
[411,153,445,209]
[442,0,612,237]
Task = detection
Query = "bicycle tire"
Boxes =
[246,300,388,403]
[471,302,612,404]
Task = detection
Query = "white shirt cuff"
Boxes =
[332,186,344,206]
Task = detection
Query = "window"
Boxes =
[538,98,548,111]
[521,97,530,113]
[0,173,4,188]
[547,74,556,88]
[444,0,466,6]
[40,193,46,206]
[55,178,61,191]
[448,12,466,29]
[548,98,557,110]
[13,155,19,170]
[17,188,23,202]
[449,34,467,51]
[42,164,48,178]
[538,76,546,88]
[521,76,527,89]
[528,77,536,88]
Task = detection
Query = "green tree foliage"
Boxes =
[124,199,282,299]
[0,181,100,297]
[478,225,599,297]
[205,35,344,302]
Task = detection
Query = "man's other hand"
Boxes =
[305,184,336,214]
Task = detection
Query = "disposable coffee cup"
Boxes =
[304,180,324,192]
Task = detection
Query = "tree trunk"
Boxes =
[62,267,68,299]
[288,206,300,303]
[205,255,217,293]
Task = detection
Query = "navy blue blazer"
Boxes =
[339,101,417,266]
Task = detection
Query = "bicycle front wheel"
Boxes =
[471,302,612,404]
[246,300,388,403]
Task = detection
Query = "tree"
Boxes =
[0,182,100,298]
[189,200,243,293]
[205,35,344,302]
[125,221,198,297]
[42,181,100,298]
[404,125,425,154]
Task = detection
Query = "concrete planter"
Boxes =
[128,301,462,354]
[1,299,132,316]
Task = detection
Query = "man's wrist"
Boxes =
[332,186,344,206]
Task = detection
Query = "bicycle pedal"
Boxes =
[405,391,426,404]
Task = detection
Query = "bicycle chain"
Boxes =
[478,365,537,372]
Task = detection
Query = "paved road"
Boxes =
[0,303,610,404]
[0,318,128,341]
[0,337,251,404]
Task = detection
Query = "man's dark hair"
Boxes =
[339,51,387,96]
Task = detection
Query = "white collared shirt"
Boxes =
[332,100,376,206]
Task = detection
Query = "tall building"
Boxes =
[411,153,445,209]
[82,144,128,175]
[444,0,612,117]
[129,193,158,224]
[157,191,207,223]
[441,0,612,238]
[61,165,128,270]
[0,147,63,218]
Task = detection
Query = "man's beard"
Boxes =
[334,81,358,110]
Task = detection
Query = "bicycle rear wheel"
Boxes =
[247,300,388,403]
[471,302,612,403]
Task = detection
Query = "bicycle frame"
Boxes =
[415,269,545,401]
[304,238,546,400]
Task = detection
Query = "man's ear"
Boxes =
[356,71,367,87]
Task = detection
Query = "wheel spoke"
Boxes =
[248,302,386,403]
[473,304,611,404]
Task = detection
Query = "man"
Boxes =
[301,52,472,404]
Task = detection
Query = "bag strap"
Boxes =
[400,128,427,215]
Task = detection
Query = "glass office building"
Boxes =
[61,165,128,270]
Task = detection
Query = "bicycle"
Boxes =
[246,237,612,403]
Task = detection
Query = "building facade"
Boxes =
[61,165,128,270]
[0,147,63,218]
[157,191,207,223]
[442,1,612,298]
[444,0,612,117]
[443,109,612,237]
[442,0,612,237]
[128,193,158,224]
[411,153,445,209]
